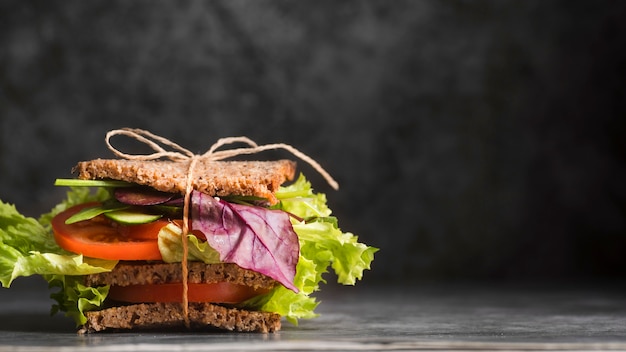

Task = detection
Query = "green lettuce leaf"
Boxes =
[0,187,116,326]
[0,199,116,288]
[295,220,377,286]
[274,174,332,218]
[158,223,221,264]
[48,274,110,326]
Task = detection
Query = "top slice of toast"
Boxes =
[73,158,296,204]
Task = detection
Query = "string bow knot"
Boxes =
[105,128,339,189]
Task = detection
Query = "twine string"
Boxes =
[105,128,339,190]
[106,129,194,161]
[180,156,198,328]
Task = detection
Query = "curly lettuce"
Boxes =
[0,187,117,325]
[48,274,110,326]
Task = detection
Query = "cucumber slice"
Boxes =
[151,205,183,217]
[104,210,163,225]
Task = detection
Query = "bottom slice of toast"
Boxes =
[80,302,281,333]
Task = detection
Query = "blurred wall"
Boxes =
[1,0,625,284]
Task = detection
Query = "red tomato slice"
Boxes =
[108,282,269,303]
[51,202,171,260]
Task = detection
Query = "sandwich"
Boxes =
[0,128,377,333]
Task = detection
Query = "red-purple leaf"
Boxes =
[190,191,299,292]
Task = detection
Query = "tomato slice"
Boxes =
[51,202,171,260]
[108,282,269,303]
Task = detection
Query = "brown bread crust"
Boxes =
[84,262,276,290]
[73,159,297,204]
[80,302,281,333]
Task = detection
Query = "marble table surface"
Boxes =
[0,278,625,351]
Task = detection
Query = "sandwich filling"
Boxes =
[48,183,300,307]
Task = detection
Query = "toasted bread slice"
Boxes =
[80,302,281,333]
[84,262,276,290]
[73,159,296,204]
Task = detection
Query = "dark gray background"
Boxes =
[1,0,625,285]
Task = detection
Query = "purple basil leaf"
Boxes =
[191,191,299,292]
[114,187,176,206]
